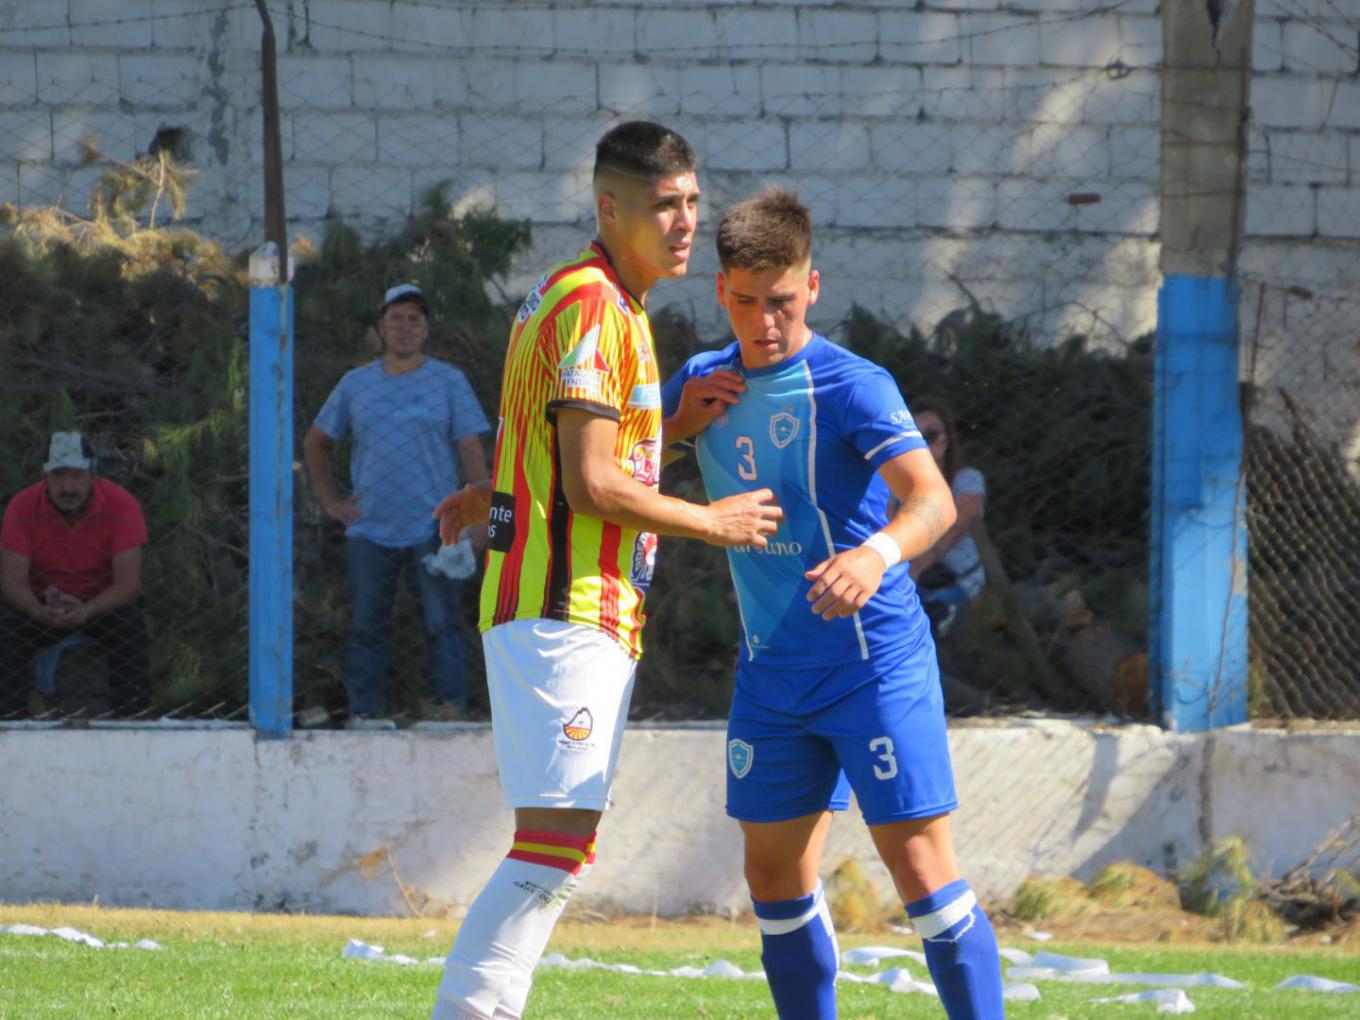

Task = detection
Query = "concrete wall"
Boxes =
[1,1,1355,349]
[2,720,1356,916]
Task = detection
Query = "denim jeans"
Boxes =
[344,535,466,716]
[0,602,152,717]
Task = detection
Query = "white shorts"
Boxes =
[483,619,639,811]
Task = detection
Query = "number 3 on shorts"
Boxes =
[869,736,898,780]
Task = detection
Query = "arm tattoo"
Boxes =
[900,495,947,545]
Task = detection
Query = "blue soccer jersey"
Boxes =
[662,333,931,669]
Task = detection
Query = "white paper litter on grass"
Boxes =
[840,945,929,967]
[1093,988,1196,1013]
[341,939,440,966]
[1273,975,1359,993]
[0,923,161,951]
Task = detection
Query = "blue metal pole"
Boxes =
[1151,274,1248,732]
[248,243,294,738]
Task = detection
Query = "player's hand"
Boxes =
[434,479,493,545]
[322,494,362,526]
[49,601,92,629]
[664,370,745,444]
[700,488,783,547]
[804,546,887,620]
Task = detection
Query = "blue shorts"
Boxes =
[725,641,958,826]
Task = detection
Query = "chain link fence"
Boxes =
[1,1,1355,725]
[1241,272,1360,720]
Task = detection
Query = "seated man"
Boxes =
[0,432,152,718]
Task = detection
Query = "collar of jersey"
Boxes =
[738,332,823,379]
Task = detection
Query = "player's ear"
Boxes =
[595,188,616,225]
[715,271,728,306]
[806,268,821,306]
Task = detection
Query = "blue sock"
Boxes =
[752,882,839,1020]
[906,879,1005,1019]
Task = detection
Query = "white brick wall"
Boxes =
[1,0,1355,352]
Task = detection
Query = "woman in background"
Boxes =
[910,398,987,638]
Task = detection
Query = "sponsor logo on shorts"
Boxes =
[728,738,754,779]
[563,707,594,741]
[769,410,799,449]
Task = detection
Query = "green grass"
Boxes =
[0,906,1357,1019]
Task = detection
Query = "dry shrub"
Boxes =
[1088,862,1180,911]
[1010,875,1091,921]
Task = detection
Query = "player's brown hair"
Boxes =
[593,121,697,186]
[716,187,812,272]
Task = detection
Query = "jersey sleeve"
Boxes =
[312,372,354,440]
[446,368,490,441]
[0,496,32,557]
[844,369,926,469]
[108,487,149,555]
[545,297,632,422]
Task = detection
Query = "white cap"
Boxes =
[44,431,94,472]
[381,283,426,311]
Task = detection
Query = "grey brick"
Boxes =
[761,64,842,118]
[278,55,353,111]
[294,112,376,165]
[965,14,1040,66]
[677,65,761,118]
[0,5,70,47]
[379,114,460,169]
[70,0,154,48]
[0,110,53,163]
[53,109,140,165]
[798,8,878,64]
[308,0,391,53]
[119,52,201,109]
[600,63,681,117]
[0,54,38,107]
[331,164,412,219]
[790,122,871,173]
[461,116,543,172]
[1245,183,1315,236]
[37,52,120,105]
[1316,186,1360,239]
[715,9,799,61]
[354,54,445,111]
[514,60,596,116]
[637,10,718,56]
[916,175,995,230]
[879,12,964,66]
[869,122,954,177]
[553,7,635,57]
[469,5,553,54]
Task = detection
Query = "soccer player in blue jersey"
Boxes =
[661,188,1006,1019]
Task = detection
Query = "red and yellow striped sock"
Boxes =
[506,829,597,875]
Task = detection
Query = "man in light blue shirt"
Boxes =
[304,284,489,724]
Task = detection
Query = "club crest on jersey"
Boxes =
[558,325,610,393]
[563,707,594,741]
[769,411,800,449]
[628,437,661,488]
[728,739,754,779]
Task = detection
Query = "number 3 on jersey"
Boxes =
[869,736,898,780]
[735,435,758,481]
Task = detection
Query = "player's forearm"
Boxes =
[1,575,43,618]
[880,491,957,564]
[82,580,140,618]
[564,470,715,541]
[302,441,341,503]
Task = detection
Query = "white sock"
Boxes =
[431,829,596,1020]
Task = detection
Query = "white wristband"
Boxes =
[862,531,901,569]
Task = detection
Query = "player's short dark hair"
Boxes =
[593,121,697,186]
[716,187,812,272]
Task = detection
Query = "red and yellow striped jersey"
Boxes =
[479,242,664,658]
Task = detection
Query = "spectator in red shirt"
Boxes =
[0,432,151,718]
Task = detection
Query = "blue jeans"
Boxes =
[344,536,466,716]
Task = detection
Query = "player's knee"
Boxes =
[743,858,805,902]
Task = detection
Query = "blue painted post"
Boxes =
[1150,275,1248,732]
[248,243,294,738]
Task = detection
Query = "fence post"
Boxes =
[248,243,294,738]
[1151,1,1253,732]
[1151,277,1249,732]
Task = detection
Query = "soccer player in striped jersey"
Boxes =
[429,122,783,1020]
[661,188,1005,1019]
